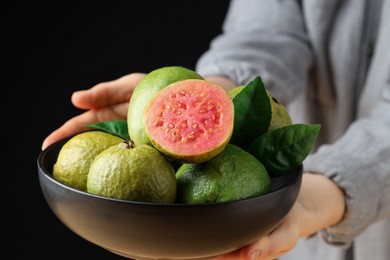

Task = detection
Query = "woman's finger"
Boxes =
[41,102,128,150]
[218,203,303,260]
[250,203,302,259]
[72,73,145,109]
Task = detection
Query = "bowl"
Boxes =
[37,137,302,260]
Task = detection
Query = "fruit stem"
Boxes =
[124,140,135,149]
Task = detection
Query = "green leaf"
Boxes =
[230,76,271,149]
[248,124,321,176]
[87,120,130,140]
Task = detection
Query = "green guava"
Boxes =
[127,66,203,146]
[267,91,293,131]
[175,144,271,204]
[228,85,292,131]
[144,79,234,164]
[53,131,124,191]
[227,85,245,99]
[87,140,176,203]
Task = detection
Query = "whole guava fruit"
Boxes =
[87,140,176,203]
[228,85,292,131]
[144,79,234,164]
[127,66,203,146]
[175,143,271,204]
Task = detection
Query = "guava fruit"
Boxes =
[267,91,293,131]
[87,140,176,203]
[228,85,292,131]
[127,66,203,146]
[144,79,234,163]
[53,131,124,191]
[175,144,271,204]
[227,85,245,99]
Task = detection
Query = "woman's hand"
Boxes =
[211,173,346,260]
[41,73,145,150]
[212,203,303,260]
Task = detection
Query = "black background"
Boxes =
[6,1,230,259]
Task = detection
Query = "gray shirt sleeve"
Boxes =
[195,0,313,104]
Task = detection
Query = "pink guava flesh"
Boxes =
[144,79,234,163]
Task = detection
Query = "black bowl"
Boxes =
[37,137,302,260]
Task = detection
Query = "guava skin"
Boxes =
[87,141,177,203]
[175,144,271,204]
[267,93,293,131]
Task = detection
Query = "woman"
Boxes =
[42,1,390,259]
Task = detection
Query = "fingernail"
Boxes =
[250,250,260,260]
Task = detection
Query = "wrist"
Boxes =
[298,173,346,237]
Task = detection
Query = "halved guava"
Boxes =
[127,66,203,146]
[144,79,234,163]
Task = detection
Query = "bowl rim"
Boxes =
[38,135,303,207]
